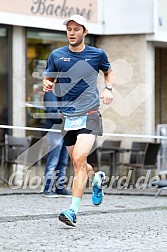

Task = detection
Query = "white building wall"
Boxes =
[103,0,154,35]
[0,0,167,39]
[96,35,155,140]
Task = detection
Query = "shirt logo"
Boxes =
[59,57,71,62]
[85,59,91,61]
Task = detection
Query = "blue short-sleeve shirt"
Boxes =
[44,45,111,116]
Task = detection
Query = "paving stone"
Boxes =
[0,187,167,251]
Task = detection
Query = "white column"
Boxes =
[12,26,26,136]
[146,41,155,135]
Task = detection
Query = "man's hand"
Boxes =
[100,88,113,104]
[43,78,54,92]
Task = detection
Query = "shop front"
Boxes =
[0,0,167,142]
[1,0,167,180]
[0,25,12,141]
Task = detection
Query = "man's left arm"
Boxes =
[100,69,114,105]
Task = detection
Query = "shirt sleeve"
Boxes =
[43,52,58,79]
[99,50,111,72]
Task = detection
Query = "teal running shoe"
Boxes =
[92,171,105,206]
[58,209,77,227]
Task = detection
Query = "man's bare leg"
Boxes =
[67,146,95,182]
[69,134,96,198]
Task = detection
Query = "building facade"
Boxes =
[0,0,167,149]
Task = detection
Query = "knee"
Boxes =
[72,152,86,170]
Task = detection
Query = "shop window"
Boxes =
[155,48,167,125]
[0,26,11,141]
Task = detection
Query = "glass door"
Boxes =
[0,26,12,141]
[26,29,68,134]
[155,48,167,124]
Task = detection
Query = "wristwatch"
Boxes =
[104,85,112,91]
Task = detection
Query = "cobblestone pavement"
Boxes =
[0,188,167,252]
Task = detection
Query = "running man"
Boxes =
[43,14,114,227]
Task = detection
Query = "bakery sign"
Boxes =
[0,0,97,22]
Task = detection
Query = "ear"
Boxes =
[84,29,88,37]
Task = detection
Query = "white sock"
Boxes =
[92,172,102,187]
[70,197,81,215]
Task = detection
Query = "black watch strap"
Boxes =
[104,85,112,91]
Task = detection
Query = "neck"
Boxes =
[69,43,85,52]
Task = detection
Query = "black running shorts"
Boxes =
[62,111,103,146]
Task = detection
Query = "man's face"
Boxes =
[66,21,87,47]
